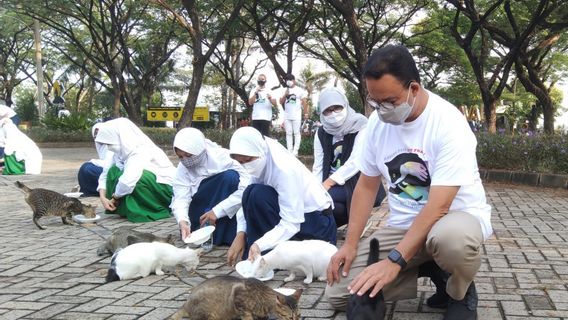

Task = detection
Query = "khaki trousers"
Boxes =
[325,211,483,310]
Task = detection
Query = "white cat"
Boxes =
[105,242,201,282]
[252,240,337,284]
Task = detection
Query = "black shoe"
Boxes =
[418,260,450,308]
[443,282,478,320]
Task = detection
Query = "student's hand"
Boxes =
[348,259,401,298]
[322,178,336,191]
[199,210,217,226]
[248,243,261,261]
[101,196,116,211]
[179,221,191,241]
[227,232,246,267]
[326,243,357,286]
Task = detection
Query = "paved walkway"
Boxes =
[0,147,567,320]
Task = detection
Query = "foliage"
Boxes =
[476,132,568,174]
[13,88,39,124]
[41,112,95,131]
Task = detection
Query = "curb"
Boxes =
[480,169,568,189]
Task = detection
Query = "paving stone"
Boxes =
[26,303,76,319]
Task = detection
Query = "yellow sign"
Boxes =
[146,106,210,122]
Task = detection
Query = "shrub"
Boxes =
[42,112,96,131]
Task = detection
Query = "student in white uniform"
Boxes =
[313,87,386,227]
[77,122,114,196]
[170,128,251,246]
[96,118,176,223]
[325,45,492,320]
[0,118,42,175]
[248,74,276,137]
[279,74,308,156]
[226,127,337,266]
[0,100,20,160]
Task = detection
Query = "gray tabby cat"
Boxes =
[170,275,303,320]
[97,226,175,256]
[16,181,97,230]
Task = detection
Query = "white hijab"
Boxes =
[229,127,269,158]
[94,118,155,159]
[173,127,206,155]
[318,87,367,136]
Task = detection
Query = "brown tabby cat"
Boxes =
[170,275,303,320]
[16,181,97,230]
[97,226,176,256]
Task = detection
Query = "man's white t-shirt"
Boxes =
[360,90,493,240]
[249,87,274,121]
[283,86,307,121]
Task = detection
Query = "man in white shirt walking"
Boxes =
[248,74,276,137]
[279,74,308,157]
[325,45,492,320]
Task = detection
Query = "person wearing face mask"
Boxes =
[95,118,176,222]
[76,122,115,196]
[248,74,276,137]
[279,74,308,157]
[226,127,337,267]
[170,127,251,246]
[313,87,386,228]
[325,45,492,320]
[0,118,42,175]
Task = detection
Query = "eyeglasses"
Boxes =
[366,82,413,111]
[322,105,344,116]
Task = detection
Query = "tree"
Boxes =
[153,0,245,129]
[0,10,34,106]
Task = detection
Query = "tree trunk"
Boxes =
[178,62,206,129]
[481,93,497,133]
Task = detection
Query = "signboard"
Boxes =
[146,106,210,122]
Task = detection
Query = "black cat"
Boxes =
[346,238,387,320]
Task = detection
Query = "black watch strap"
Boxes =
[387,249,407,269]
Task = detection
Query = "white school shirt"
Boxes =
[360,90,493,240]
[97,143,176,197]
[236,138,333,252]
[1,119,42,174]
[249,87,274,121]
[0,105,16,119]
[312,127,367,185]
[170,140,251,226]
[283,86,307,121]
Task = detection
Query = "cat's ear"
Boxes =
[291,288,303,301]
[192,247,204,256]
[259,257,267,267]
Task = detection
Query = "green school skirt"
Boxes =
[105,165,173,222]
[2,154,25,175]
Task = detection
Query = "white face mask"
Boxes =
[377,86,416,125]
[107,144,121,153]
[286,80,294,87]
[323,107,347,126]
[242,157,266,178]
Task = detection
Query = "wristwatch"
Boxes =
[387,249,407,269]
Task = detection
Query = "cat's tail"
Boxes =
[15,181,31,193]
[367,238,380,266]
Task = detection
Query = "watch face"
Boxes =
[389,250,401,262]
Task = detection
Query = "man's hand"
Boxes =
[179,221,191,241]
[199,210,217,227]
[248,243,261,261]
[327,243,357,286]
[322,178,336,191]
[227,232,246,267]
[348,259,401,298]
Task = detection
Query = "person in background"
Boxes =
[279,74,308,157]
[96,118,176,222]
[313,87,386,227]
[0,99,20,161]
[0,118,42,175]
[170,127,251,246]
[77,123,114,196]
[325,45,492,320]
[226,127,336,267]
[248,74,276,137]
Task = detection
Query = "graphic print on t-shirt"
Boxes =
[385,153,431,202]
[285,93,297,106]
[330,141,343,174]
